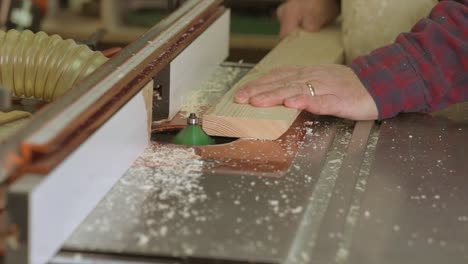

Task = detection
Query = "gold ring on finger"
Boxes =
[306,82,316,97]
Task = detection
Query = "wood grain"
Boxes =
[203,24,344,140]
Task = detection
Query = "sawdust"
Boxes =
[67,142,211,250]
[121,143,210,242]
[66,111,372,262]
[179,66,244,117]
[285,123,354,264]
[335,127,379,264]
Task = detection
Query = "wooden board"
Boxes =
[168,10,229,119]
[0,111,31,126]
[203,24,344,140]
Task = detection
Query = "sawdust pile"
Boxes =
[121,143,209,243]
[66,142,211,251]
[180,66,242,117]
[127,143,207,207]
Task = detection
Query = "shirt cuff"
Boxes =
[350,43,429,119]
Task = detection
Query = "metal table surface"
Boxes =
[49,64,468,263]
[346,114,468,264]
[311,112,468,264]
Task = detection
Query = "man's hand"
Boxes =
[277,0,340,38]
[235,64,379,120]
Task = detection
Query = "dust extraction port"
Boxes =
[151,127,238,145]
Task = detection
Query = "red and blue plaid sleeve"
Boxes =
[351,0,468,119]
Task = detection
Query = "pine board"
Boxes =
[203,24,344,140]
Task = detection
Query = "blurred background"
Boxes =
[0,0,283,62]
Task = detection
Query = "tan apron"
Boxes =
[342,0,438,63]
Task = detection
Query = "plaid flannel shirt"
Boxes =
[351,0,468,119]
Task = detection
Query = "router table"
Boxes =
[54,64,468,264]
[0,1,467,263]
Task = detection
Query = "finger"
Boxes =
[301,15,322,32]
[236,71,313,104]
[284,94,341,116]
[278,3,302,38]
[235,81,285,104]
[249,83,308,107]
[276,3,286,18]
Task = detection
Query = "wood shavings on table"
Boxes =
[66,142,215,252]
[179,66,244,117]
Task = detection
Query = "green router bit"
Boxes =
[172,113,215,146]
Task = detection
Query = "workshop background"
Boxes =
[1,1,468,264]
[1,0,281,62]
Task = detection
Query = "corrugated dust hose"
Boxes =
[0,29,108,102]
